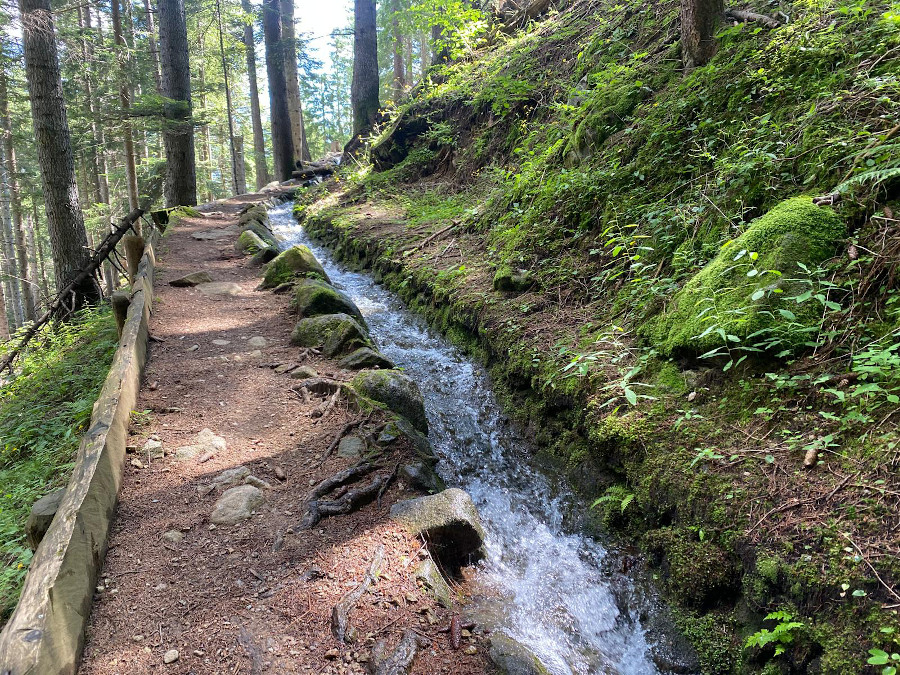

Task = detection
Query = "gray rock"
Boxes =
[169,271,213,287]
[247,336,268,348]
[378,418,436,462]
[337,436,366,459]
[493,268,534,293]
[235,229,268,255]
[489,634,550,675]
[414,558,452,608]
[211,465,250,488]
[176,428,227,461]
[338,347,395,370]
[289,365,319,379]
[244,475,272,490]
[390,489,486,567]
[291,278,365,324]
[210,485,264,524]
[352,370,428,433]
[143,438,165,460]
[162,530,184,545]
[163,649,180,664]
[290,313,371,357]
[197,281,242,297]
[400,462,445,494]
[25,488,65,551]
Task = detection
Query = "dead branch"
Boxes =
[371,629,428,675]
[331,545,385,643]
[404,223,456,254]
[311,388,341,419]
[724,8,782,28]
[840,532,900,605]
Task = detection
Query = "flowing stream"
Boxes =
[268,203,691,675]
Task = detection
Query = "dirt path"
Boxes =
[79,193,491,675]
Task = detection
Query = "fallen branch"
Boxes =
[371,629,428,675]
[331,544,385,643]
[404,223,457,255]
[724,8,781,27]
[0,206,148,374]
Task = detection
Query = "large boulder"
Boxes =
[25,488,65,551]
[339,347,395,370]
[290,313,371,357]
[210,485,264,524]
[241,220,279,249]
[261,245,330,288]
[489,634,551,675]
[292,278,365,324]
[648,198,846,355]
[390,488,486,567]
[352,370,428,433]
[235,229,268,255]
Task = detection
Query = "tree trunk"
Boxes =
[143,0,163,92]
[391,6,405,101]
[419,31,429,77]
[31,202,52,300]
[159,0,198,207]
[216,0,242,196]
[110,0,140,211]
[280,0,309,165]
[24,212,42,310]
[0,57,37,322]
[431,22,449,65]
[233,135,248,194]
[351,0,379,136]
[198,57,213,202]
[241,0,269,188]
[21,0,99,307]
[680,0,723,70]
[78,5,104,207]
[262,0,294,181]
[0,195,24,331]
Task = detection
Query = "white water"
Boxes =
[269,204,685,675]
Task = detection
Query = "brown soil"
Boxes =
[79,193,493,675]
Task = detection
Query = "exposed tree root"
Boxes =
[331,545,385,643]
[298,472,394,530]
[370,629,428,675]
[319,413,373,465]
[724,8,781,27]
[307,461,381,501]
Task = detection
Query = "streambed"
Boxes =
[269,203,692,675]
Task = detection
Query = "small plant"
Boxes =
[745,610,804,658]
[591,487,635,513]
[868,626,900,675]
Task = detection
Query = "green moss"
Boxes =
[262,245,330,288]
[0,308,118,624]
[290,313,371,357]
[291,278,365,324]
[648,198,846,355]
[236,229,267,255]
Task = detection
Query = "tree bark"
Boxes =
[351,0,379,136]
[233,135,248,194]
[20,0,99,307]
[680,0,723,70]
[143,0,163,92]
[262,0,294,181]
[215,0,242,195]
[0,57,37,322]
[280,0,310,164]
[159,0,198,206]
[78,5,104,207]
[0,191,24,330]
[391,4,405,101]
[241,0,269,188]
[110,0,140,211]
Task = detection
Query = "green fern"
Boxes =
[836,141,900,193]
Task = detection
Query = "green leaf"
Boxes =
[751,289,765,301]
[852,589,867,597]
[778,309,797,320]
[869,650,890,665]
[623,387,638,406]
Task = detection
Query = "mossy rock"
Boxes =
[291,278,364,324]
[238,204,267,225]
[352,369,428,433]
[241,220,279,249]
[493,266,534,293]
[488,634,551,675]
[648,198,845,355]
[339,347,395,370]
[262,245,330,288]
[290,313,370,357]
[644,527,739,609]
[236,229,268,255]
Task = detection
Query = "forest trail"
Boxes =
[78,194,490,675]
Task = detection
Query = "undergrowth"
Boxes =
[0,308,117,625]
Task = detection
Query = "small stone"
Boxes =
[405,593,418,603]
[186,344,200,352]
[247,349,263,358]
[248,336,268,348]
[212,339,231,346]
[274,363,296,374]
[210,485,264,524]
[324,649,340,660]
[163,649,179,664]
[130,458,145,469]
[244,475,272,490]
[132,635,144,642]
[170,271,212,287]
[197,281,242,297]
[289,366,318,379]
[308,479,316,486]
[143,438,165,460]
[463,646,477,656]
[162,530,184,545]
[461,629,471,638]
[273,466,286,481]
[193,650,205,657]
[337,436,366,459]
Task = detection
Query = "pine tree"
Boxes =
[262,0,294,181]
[351,0,379,137]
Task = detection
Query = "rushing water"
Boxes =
[268,204,689,675]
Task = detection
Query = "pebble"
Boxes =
[463,646,477,655]
[162,530,184,545]
[163,649,179,664]
[324,648,340,660]
[212,339,231,346]
[187,344,199,352]
[248,336,268,348]
[130,458,145,469]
